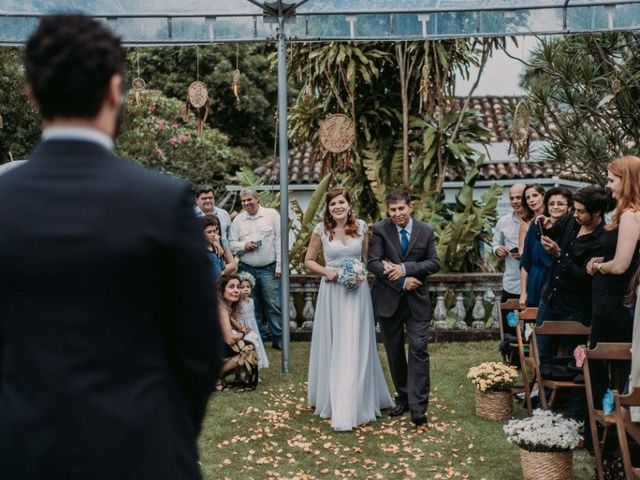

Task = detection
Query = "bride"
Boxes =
[305,187,394,431]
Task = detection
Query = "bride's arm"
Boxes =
[304,233,338,281]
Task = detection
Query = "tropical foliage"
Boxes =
[522,32,640,184]
[284,39,507,271]
[0,48,41,163]
[126,44,279,157]
[116,89,253,193]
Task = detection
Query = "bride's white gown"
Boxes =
[307,220,394,431]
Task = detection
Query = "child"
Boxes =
[237,272,269,369]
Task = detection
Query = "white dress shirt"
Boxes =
[491,212,522,295]
[230,205,281,273]
[396,218,413,287]
[42,126,114,151]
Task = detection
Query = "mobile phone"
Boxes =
[509,246,519,254]
[254,239,262,248]
[536,221,544,240]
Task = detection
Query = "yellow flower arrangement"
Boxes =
[467,362,518,392]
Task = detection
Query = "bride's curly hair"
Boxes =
[323,187,359,240]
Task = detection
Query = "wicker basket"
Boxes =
[475,390,513,421]
[519,449,573,480]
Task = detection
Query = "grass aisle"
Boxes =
[199,341,594,479]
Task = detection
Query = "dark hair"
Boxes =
[201,213,221,231]
[544,187,573,209]
[385,189,412,206]
[323,188,359,240]
[195,185,214,198]
[217,273,241,317]
[573,186,611,216]
[24,14,126,120]
[521,184,545,222]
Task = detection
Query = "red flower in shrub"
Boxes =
[178,134,187,143]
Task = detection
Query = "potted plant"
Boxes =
[504,409,582,480]
[467,361,518,421]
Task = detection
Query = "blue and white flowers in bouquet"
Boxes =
[337,258,367,291]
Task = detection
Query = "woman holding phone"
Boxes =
[519,186,572,307]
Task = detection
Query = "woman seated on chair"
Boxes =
[216,273,259,391]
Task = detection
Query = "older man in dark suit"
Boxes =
[368,190,440,426]
[0,15,222,480]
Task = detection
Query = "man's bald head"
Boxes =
[509,183,526,214]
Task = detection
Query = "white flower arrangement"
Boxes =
[503,410,582,452]
[467,362,518,392]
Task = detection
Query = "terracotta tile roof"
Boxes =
[255,97,581,185]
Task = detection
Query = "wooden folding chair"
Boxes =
[529,321,590,410]
[515,307,539,414]
[584,342,632,480]
[497,298,521,365]
[614,387,640,480]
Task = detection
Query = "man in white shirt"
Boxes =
[230,187,282,349]
[493,183,526,294]
[492,183,525,333]
[194,185,232,245]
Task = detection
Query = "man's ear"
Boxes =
[106,74,124,108]
[25,84,39,108]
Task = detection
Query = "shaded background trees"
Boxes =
[523,32,640,184]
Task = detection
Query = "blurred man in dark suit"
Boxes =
[0,14,222,480]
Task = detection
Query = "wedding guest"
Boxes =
[201,214,236,278]
[585,156,640,475]
[230,187,283,350]
[237,272,269,370]
[306,187,394,431]
[518,184,546,253]
[216,274,259,391]
[536,187,607,421]
[492,183,525,335]
[195,185,232,244]
[588,156,640,346]
[518,184,548,307]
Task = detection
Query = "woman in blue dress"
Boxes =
[518,185,572,308]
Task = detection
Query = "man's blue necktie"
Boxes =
[400,228,409,256]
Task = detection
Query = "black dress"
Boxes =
[590,228,637,346]
[589,228,637,410]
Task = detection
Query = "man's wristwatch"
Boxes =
[554,249,562,259]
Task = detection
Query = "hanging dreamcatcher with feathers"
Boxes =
[509,100,531,160]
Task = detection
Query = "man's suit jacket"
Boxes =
[0,140,223,480]
[368,217,440,319]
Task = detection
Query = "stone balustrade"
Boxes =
[288,273,503,333]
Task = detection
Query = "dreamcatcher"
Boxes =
[182,46,209,136]
[318,114,356,172]
[417,61,431,115]
[509,100,531,160]
[131,49,146,105]
[231,44,241,104]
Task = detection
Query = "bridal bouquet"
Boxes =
[503,410,582,452]
[336,258,367,291]
[467,362,518,392]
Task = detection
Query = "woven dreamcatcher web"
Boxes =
[182,46,209,136]
[318,114,356,173]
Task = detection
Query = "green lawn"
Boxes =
[199,341,594,479]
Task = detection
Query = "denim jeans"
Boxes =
[239,262,282,346]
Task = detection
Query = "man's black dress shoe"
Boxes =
[411,413,427,426]
[389,404,409,417]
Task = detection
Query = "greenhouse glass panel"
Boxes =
[2,1,640,44]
